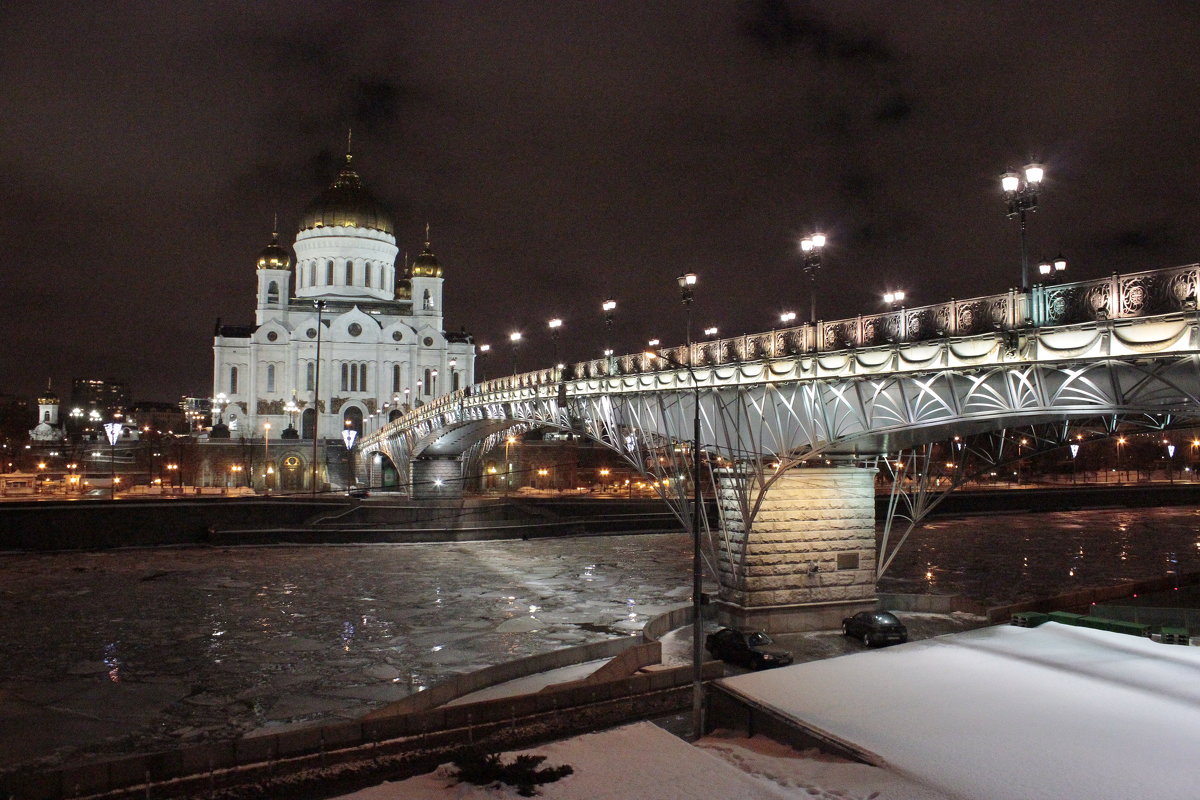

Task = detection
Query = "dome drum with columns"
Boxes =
[212,150,475,446]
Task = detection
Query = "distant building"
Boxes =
[129,402,186,435]
[70,378,130,420]
[29,383,64,443]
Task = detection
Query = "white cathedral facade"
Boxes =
[211,152,475,446]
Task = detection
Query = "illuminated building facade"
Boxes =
[211,150,475,453]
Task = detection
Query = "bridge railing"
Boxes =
[378,262,1200,437]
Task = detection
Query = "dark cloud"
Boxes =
[2,1,1200,400]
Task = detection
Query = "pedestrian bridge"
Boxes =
[356,262,1200,631]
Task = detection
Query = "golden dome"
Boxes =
[299,153,395,235]
[412,242,443,278]
[256,231,292,270]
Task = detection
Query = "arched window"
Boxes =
[230,366,239,394]
[266,364,275,392]
[452,371,460,391]
[423,368,432,395]
[308,262,315,287]
[344,260,353,285]
[340,363,349,392]
[267,281,279,304]
[392,364,401,393]
[326,260,334,284]
[351,363,359,392]
[306,362,315,391]
[360,363,368,391]
[423,289,434,310]
[365,264,372,289]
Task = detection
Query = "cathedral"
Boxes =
[211,150,475,454]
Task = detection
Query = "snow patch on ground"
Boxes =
[723,623,1200,800]
[334,722,951,800]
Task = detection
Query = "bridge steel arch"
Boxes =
[357,265,1200,629]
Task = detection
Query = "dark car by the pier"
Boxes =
[705,628,793,670]
[843,610,909,647]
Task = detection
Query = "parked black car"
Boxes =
[842,611,908,647]
[705,628,793,670]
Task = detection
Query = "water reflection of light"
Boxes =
[431,644,444,652]
[341,620,356,651]
[103,642,121,683]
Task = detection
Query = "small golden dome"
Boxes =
[411,242,443,278]
[256,231,292,270]
[299,153,395,235]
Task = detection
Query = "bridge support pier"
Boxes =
[411,456,465,499]
[714,466,878,633]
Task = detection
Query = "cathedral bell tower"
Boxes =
[410,225,444,324]
[255,228,292,325]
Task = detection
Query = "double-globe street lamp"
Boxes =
[603,299,617,368]
[799,233,826,323]
[1038,254,1068,285]
[548,318,564,373]
[1001,163,1045,292]
[509,331,522,374]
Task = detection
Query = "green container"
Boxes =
[1011,612,1050,628]
[1046,611,1084,626]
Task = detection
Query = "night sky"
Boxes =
[4,1,1200,402]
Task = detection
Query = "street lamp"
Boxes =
[1001,163,1045,292]
[883,290,906,310]
[643,345,705,739]
[780,311,796,326]
[477,344,490,380]
[548,318,563,371]
[603,299,617,367]
[677,273,697,345]
[510,331,522,375]
[103,420,122,500]
[800,232,826,323]
[263,422,271,494]
[311,299,326,496]
[703,327,719,339]
[1037,254,1067,285]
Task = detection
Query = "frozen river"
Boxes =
[2,505,1200,773]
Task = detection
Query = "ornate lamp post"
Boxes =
[602,299,617,370]
[262,422,271,493]
[800,233,826,323]
[509,331,522,375]
[1001,163,1045,292]
[311,299,326,496]
[677,273,697,346]
[548,318,563,372]
[1037,254,1067,285]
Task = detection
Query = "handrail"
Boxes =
[366,262,1200,442]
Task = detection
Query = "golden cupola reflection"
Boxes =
[298,153,395,235]
[255,231,292,270]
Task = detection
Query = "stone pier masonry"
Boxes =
[715,466,877,632]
